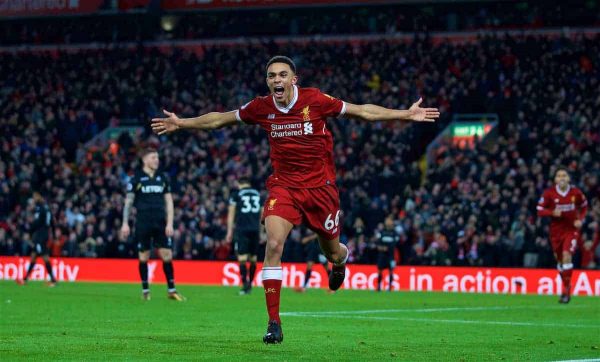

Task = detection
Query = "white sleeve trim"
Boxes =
[339,101,347,116]
[235,110,242,122]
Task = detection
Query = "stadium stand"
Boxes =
[1,12,599,268]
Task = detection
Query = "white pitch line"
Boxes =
[281,305,580,316]
[551,359,600,362]
[281,306,598,330]
[281,313,599,329]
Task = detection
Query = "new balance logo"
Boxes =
[268,114,275,119]
[303,122,313,135]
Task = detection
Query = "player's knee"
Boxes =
[265,238,284,256]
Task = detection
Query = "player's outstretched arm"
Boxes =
[151,110,238,135]
[344,98,440,123]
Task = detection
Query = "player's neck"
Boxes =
[275,85,296,108]
[143,167,156,177]
[556,184,569,192]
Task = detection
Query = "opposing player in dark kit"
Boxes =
[120,147,186,301]
[375,217,400,292]
[226,177,263,295]
[16,192,57,286]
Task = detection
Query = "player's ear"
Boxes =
[291,74,298,85]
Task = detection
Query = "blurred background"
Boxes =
[1,0,599,269]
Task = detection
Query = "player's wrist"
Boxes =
[173,118,184,130]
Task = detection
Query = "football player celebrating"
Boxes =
[152,56,439,343]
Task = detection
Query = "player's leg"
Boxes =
[248,254,258,293]
[237,252,250,295]
[376,254,387,291]
[262,215,294,344]
[558,236,577,303]
[158,242,186,301]
[246,231,260,293]
[261,187,302,344]
[388,264,394,292]
[138,250,151,299]
[236,230,251,294]
[318,235,349,291]
[19,249,39,284]
[550,235,566,302]
[377,266,383,292]
[41,253,57,285]
[136,223,152,300]
[303,261,314,289]
[305,186,347,291]
[319,253,330,275]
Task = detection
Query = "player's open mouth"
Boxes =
[273,86,285,98]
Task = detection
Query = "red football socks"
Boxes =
[560,263,573,296]
[262,267,283,324]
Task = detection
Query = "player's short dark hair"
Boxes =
[554,166,569,177]
[139,147,158,159]
[266,55,296,74]
[238,177,251,185]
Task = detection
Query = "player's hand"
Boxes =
[120,224,130,240]
[165,224,174,237]
[406,98,440,122]
[151,110,182,135]
[574,220,583,229]
[225,230,233,244]
[552,210,562,217]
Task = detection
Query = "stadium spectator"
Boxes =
[1,34,599,269]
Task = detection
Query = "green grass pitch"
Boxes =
[1,281,599,361]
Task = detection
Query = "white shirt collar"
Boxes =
[272,85,298,114]
[555,184,570,197]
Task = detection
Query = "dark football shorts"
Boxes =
[32,232,49,255]
[234,229,260,256]
[135,218,172,252]
[377,254,394,270]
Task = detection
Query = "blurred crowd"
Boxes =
[0,33,599,269]
[1,0,599,46]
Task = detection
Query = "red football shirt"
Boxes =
[236,86,346,189]
[537,185,588,234]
